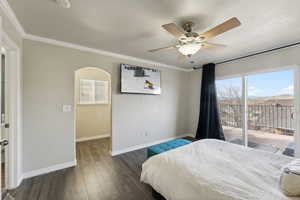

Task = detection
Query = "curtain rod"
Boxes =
[193,41,300,70]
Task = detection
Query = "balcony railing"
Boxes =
[218,104,295,136]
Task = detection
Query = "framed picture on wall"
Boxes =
[120,64,161,94]
[79,79,109,104]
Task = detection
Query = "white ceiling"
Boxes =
[8,0,300,69]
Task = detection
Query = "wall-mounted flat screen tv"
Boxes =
[120,64,161,94]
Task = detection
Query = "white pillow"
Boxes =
[288,159,300,174]
[280,161,300,197]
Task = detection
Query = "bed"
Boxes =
[141,139,300,200]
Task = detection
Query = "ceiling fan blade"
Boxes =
[162,23,185,39]
[200,17,241,41]
[201,42,227,50]
[148,45,176,53]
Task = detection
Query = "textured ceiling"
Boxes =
[8,0,300,69]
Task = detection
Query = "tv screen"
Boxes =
[120,64,161,94]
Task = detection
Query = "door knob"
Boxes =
[4,123,9,128]
[0,140,8,146]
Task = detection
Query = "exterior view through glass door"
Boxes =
[247,70,294,156]
[216,77,243,144]
[216,69,295,157]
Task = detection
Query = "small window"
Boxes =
[79,79,109,104]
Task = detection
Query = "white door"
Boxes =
[0,18,10,199]
[0,50,9,199]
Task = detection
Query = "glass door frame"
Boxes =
[217,65,300,157]
[294,67,300,157]
[241,77,248,147]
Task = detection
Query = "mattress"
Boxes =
[141,139,300,200]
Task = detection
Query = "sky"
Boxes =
[216,70,294,97]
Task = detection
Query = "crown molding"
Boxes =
[24,34,190,72]
[0,0,26,37]
[1,0,190,72]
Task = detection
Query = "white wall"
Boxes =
[0,9,22,48]
[189,45,300,153]
[215,45,300,79]
[22,39,191,174]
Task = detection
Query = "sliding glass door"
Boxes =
[216,77,243,144]
[247,70,295,155]
[216,69,295,157]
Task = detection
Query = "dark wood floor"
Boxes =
[9,138,156,200]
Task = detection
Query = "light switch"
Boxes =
[62,105,72,112]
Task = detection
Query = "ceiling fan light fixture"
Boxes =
[178,43,201,56]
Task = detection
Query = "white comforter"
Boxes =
[141,139,300,200]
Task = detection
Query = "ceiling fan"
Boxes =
[148,17,241,58]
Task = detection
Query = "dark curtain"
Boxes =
[195,63,225,140]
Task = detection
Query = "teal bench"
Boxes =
[147,139,192,158]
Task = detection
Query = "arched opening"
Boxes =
[74,67,112,153]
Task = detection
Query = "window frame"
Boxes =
[79,79,109,105]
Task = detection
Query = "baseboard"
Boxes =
[76,134,110,142]
[17,176,23,187]
[111,133,193,156]
[22,160,77,179]
[7,173,23,190]
[20,134,194,180]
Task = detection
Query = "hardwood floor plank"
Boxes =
[10,138,157,200]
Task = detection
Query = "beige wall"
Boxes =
[23,39,191,173]
[75,68,111,140]
[187,70,202,135]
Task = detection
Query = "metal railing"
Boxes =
[218,104,295,135]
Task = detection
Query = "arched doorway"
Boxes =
[74,67,112,154]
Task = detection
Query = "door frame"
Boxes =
[216,65,300,157]
[1,24,22,189]
[73,67,112,159]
